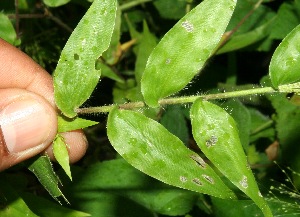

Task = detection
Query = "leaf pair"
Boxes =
[108,0,272,216]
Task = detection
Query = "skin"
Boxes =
[0,38,88,171]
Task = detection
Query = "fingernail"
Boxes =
[0,99,51,153]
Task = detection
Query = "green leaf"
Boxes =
[153,0,186,20]
[270,1,300,40]
[27,155,68,203]
[160,105,189,145]
[219,99,251,150]
[96,60,125,83]
[53,134,72,181]
[53,0,117,117]
[0,175,38,217]
[107,108,236,199]
[190,99,272,217]
[269,24,300,88]
[102,4,121,65]
[266,93,300,187]
[21,192,90,217]
[217,17,275,54]
[212,197,300,217]
[135,21,157,85]
[0,13,21,46]
[58,115,98,133]
[65,159,198,216]
[141,0,236,107]
[42,0,71,7]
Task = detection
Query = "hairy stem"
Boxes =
[76,85,278,114]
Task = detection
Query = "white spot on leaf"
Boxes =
[181,21,194,32]
[240,175,248,188]
[165,58,171,64]
[202,174,214,184]
[180,176,187,183]
[192,178,203,186]
[206,135,218,148]
[190,154,206,168]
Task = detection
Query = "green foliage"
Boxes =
[53,135,72,180]
[191,99,272,216]
[269,24,300,87]
[27,155,68,203]
[53,0,117,117]
[107,108,236,199]
[141,0,236,107]
[2,0,300,216]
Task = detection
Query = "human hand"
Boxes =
[0,38,88,171]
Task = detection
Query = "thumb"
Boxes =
[0,89,57,171]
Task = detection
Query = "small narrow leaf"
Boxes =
[269,24,300,88]
[190,99,272,217]
[58,115,98,133]
[54,0,117,117]
[107,108,236,199]
[28,155,68,203]
[141,0,236,107]
[53,134,72,180]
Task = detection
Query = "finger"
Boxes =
[0,38,55,106]
[44,130,88,163]
[0,39,88,166]
[0,89,57,171]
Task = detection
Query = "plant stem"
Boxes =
[120,0,152,11]
[76,86,277,114]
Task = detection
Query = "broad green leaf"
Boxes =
[58,115,98,133]
[269,24,300,88]
[64,159,197,216]
[141,0,236,107]
[0,13,21,46]
[107,108,236,199]
[190,99,272,217]
[0,175,38,217]
[53,134,72,180]
[53,0,117,117]
[42,0,70,7]
[27,155,68,203]
[21,192,90,217]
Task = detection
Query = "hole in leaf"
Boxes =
[74,53,80,60]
